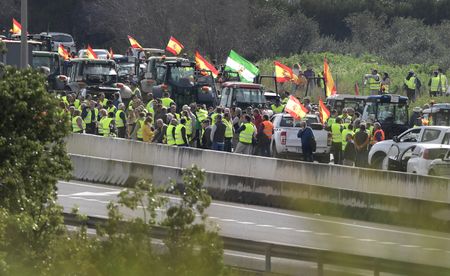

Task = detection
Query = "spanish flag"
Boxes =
[58,44,70,60]
[274,61,299,83]
[324,58,337,97]
[318,98,330,124]
[86,45,98,59]
[127,35,142,49]
[285,96,308,120]
[166,36,184,55]
[12,18,22,35]
[195,51,219,78]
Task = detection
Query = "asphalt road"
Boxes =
[57,180,450,272]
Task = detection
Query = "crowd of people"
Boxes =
[63,90,278,157]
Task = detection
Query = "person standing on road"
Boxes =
[152,119,167,143]
[271,98,285,114]
[175,118,189,147]
[343,133,356,167]
[438,68,448,96]
[235,115,255,155]
[371,123,385,145]
[297,121,315,162]
[331,117,344,164]
[81,100,99,134]
[223,113,234,152]
[257,114,274,157]
[210,114,226,151]
[404,70,420,102]
[200,119,212,149]
[142,117,154,142]
[354,124,370,168]
[115,103,127,138]
[429,71,440,97]
[380,72,391,94]
[72,109,85,133]
[166,119,178,146]
[364,69,381,95]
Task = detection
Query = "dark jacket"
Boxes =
[210,121,226,143]
[343,140,356,162]
[297,127,314,149]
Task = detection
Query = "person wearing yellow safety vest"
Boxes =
[98,92,108,108]
[102,112,115,137]
[133,112,146,141]
[142,117,154,142]
[181,110,193,144]
[81,100,99,134]
[271,98,285,114]
[364,69,381,95]
[166,119,178,146]
[146,93,155,114]
[438,68,448,96]
[429,71,440,97]
[338,108,352,129]
[281,91,290,105]
[404,70,419,102]
[72,110,85,133]
[326,110,338,130]
[223,112,234,152]
[235,115,256,155]
[175,118,189,147]
[161,92,175,108]
[106,100,117,115]
[97,109,108,136]
[331,117,344,165]
[116,103,127,138]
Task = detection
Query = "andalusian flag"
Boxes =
[127,35,142,49]
[285,96,308,120]
[12,18,22,35]
[324,58,337,97]
[58,44,70,60]
[86,45,98,59]
[318,98,330,124]
[274,61,298,83]
[166,36,184,55]
[225,50,259,83]
[195,51,219,78]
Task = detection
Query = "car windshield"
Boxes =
[280,116,317,127]
[32,55,57,72]
[235,88,266,104]
[169,66,195,82]
[364,102,408,125]
[52,34,73,43]
[117,63,135,76]
[82,63,117,84]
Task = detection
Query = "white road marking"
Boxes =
[378,241,398,245]
[220,219,237,222]
[423,248,442,252]
[400,244,420,248]
[357,238,376,242]
[237,221,255,225]
[337,235,352,239]
[69,191,121,197]
[256,224,274,228]
[296,229,312,233]
[276,227,294,231]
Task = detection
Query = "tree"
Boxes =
[0,66,72,274]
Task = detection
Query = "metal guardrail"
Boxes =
[63,213,450,276]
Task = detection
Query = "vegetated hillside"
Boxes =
[258,52,437,100]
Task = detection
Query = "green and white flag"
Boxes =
[225,50,259,83]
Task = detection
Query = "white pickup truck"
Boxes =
[368,126,450,169]
[270,113,331,163]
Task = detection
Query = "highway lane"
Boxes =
[57,180,450,271]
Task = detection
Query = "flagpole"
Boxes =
[20,0,28,68]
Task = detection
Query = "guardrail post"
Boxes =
[265,245,272,272]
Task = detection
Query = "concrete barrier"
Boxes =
[67,134,450,231]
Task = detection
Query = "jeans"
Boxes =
[302,147,314,162]
[212,142,225,151]
[224,138,232,152]
[331,142,342,164]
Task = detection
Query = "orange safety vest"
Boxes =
[262,121,274,139]
[371,129,385,145]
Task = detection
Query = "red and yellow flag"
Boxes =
[86,45,98,59]
[58,44,70,60]
[12,18,22,35]
[324,58,337,97]
[166,36,184,56]
[318,98,330,124]
[285,96,308,120]
[127,35,142,49]
[274,61,298,83]
[195,51,219,78]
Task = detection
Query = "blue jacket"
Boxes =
[297,127,314,148]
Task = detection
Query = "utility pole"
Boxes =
[20,0,28,68]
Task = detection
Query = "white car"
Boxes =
[77,49,109,59]
[271,113,331,163]
[428,149,450,177]
[42,32,76,53]
[407,144,450,175]
[368,126,450,169]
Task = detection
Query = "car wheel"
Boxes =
[371,152,386,169]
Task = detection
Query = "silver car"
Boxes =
[428,149,450,177]
[41,32,76,53]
